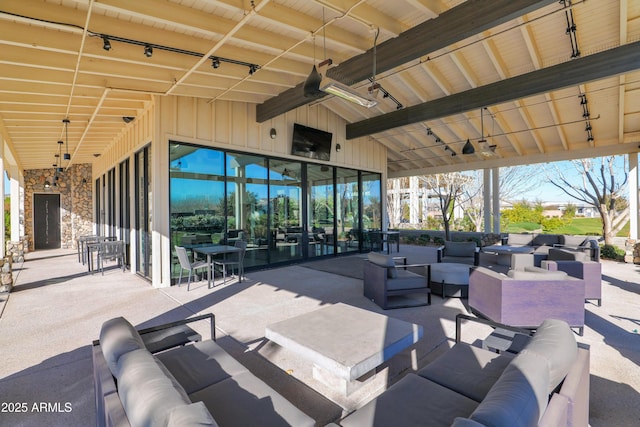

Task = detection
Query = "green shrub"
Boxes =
[600,244,624,261]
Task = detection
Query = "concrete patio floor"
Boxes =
[0,246,639,426]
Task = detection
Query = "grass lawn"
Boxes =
[506,217,630,237]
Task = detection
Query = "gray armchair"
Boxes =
[437,241,480,265]
[511,250,602,306]
[469,266,586,335]
[363,252,431,309]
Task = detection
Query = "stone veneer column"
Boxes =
[23,164,93,251]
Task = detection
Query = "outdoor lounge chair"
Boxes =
[364,252,431,309]
[469,266,586,335]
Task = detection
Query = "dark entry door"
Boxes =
[34,194,61,250]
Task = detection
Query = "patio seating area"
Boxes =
[0,245,639,426]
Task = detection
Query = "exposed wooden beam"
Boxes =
[347,41,640,139]
[256,0,557,122]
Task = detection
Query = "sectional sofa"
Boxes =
[498,233,600,261]
[336,317,589,427]
[92,314,314,427]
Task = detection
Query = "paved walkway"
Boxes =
[0,246,638,426]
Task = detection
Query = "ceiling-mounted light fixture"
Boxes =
[57,140,64,169]
[462,139,475,155]
[320,78,378,108]
[102,36,111,51]
[95,32,260,76]
[122,116,135,124]
[478,108,498,157]
[444,146,457,157]
[63,118,70,160]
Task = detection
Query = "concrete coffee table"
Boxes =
[428,263,471,298]
[265,303,423,395]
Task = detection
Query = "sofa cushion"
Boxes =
[561,235,587,248]
[368,252,398,279]
[416,342,515,402]
[520,319,577,393]
[531,234,561,247]
[156,340,248,395]
[507,234,534,246]
[507,269,568,281]
[168,401,219,427]
[189,371,314,427]
[340,374,479,427]
[451,418,486,427]
[385,269,428,291]
[445,241,477,257]
[99,317,146,376]
[548,248,588,262]
[470,352,550,427]
[116,348,191,427]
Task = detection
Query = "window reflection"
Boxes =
[168,141,382,281]
[269,160,303,263]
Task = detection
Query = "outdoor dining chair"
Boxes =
[175,245,208,291]
[97,240,126,275]
[213,240,247,285]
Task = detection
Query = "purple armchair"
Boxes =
[469,266,586,335]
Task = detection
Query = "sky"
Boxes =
[515,156,628,204]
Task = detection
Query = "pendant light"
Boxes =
[63,118,71,161]
[303,34,323,98]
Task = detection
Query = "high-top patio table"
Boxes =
[193,245,242,288]
[265,303,423,396]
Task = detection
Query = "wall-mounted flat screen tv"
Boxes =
[291,123,332,161]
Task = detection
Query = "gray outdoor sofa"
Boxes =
[336,316,589,427]
[92,314,314,427]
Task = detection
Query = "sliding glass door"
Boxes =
[167,141,382,278]
[135,145,152,279]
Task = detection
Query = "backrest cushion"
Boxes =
[445,241,477,257]
[368,252,398,279]
[117,348,191,427]
[450,418,485,427]
[470,352,550,427]
[168,402,218,427]
[508,233,534,246]
[548,248,588,262]
[99,317,146,376]
[531,234,561,247]
[561,235,586,247]
[520,319,577,393]
[507,269,568,281]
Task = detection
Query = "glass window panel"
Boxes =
[169,143,224,279]
[362,172,382,251]
[307,164,334,257]
[269,159,303,263]
[336,168,360,254]
[226,152,269,269]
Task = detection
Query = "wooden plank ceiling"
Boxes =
[0,0,639,176]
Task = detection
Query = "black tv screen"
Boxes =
[291,123,332,161]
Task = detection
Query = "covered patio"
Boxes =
[0,245,638,426]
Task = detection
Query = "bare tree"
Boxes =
[546,156,628,245]
[417,173,472,240]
